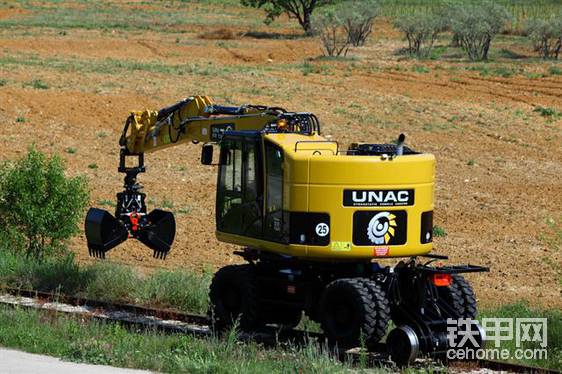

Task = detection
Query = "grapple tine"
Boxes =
[138,209,175,260]
[85,208,128,258]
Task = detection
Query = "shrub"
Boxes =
[0,146,89,258]
[525,17,562,60]
[394,13,446,58]
[338,0,380,47]
[313,8,350,57]
[449,1,512,61]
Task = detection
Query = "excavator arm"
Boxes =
[120,95,284,154]
[85,96,319,259]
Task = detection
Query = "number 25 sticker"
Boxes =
[315,223,329,237]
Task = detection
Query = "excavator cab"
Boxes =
[216,131,290,244]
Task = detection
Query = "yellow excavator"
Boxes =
[85,96,488,365]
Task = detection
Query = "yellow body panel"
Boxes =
[218,133,435,260]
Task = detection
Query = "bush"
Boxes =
[313,8,350,57]
[0,146,89,258]
[394,13,446,58]
[449,1,512,61]
[525,17,562,59]
[338,0,379,47]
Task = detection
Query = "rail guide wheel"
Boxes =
[386,325,420,366]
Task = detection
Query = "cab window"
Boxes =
[264,141,286,242]
[216,138,262,237]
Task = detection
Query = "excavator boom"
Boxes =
[85,96,319,258]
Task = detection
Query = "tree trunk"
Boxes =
[302,11,313,36]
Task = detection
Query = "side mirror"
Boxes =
[201,144,213,165]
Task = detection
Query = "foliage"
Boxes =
[0,147,89,258]
[525,17,562,59]
[313,8,351,57]
[240,0,332,35]
[394,12,446,58]
[448,1,512,61]
[337,0,380,47]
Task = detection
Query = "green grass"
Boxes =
[87,163,98,169]
[412,65,430,74]
[549,66,562,76]
[65,147,77,154]
[0,53,264,78]
[433,226,447,237]
[25,79,49,90]
[0,306,348,373]
[96,198,115,207]
[533,106,560,118]
[480,303,562,370]
[0,251,211,314]
[16,116,26,123]
[0,0,264,32]
[379,0,562,29]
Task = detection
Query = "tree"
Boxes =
[525,17,562,59]
[448,1,512,61]
[395,13,446,58]
[0,146,89,258]
[338,0,380,47]
[313,8,350,57]
[241,0,332,35]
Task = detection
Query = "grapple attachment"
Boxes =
[85,149,176,259]
[85,208,175,259]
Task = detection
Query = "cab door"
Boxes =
[216,133,263,238]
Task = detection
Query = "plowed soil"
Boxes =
[1,1,560,308]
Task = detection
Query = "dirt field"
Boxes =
[1,1,560,308]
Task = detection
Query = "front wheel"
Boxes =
[208,264,261,332]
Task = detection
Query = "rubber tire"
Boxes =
[319,278,387,350]
[267,307,302,330]
[439,274,477,319]
[358,279,391,349]
[208,264,260,332]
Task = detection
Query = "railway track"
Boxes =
[0,287,558,374]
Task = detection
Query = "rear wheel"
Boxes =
[208,264,261,332]
[438,274,477,319]
[359,279,391,349]
[319,278,389,350]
